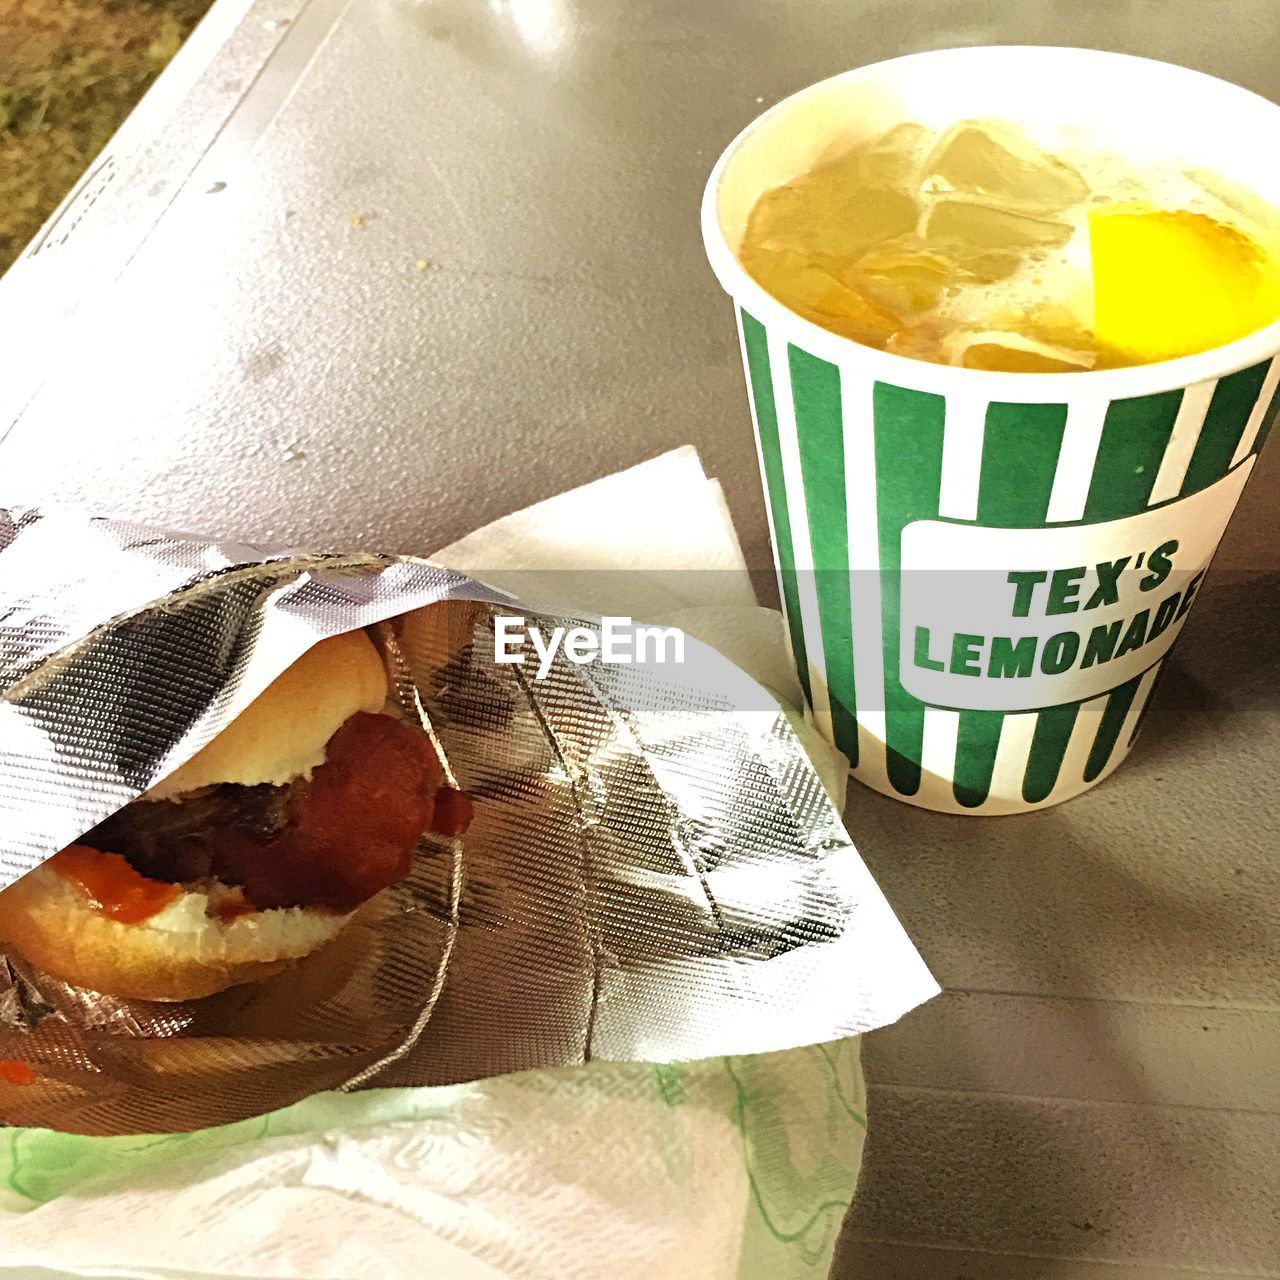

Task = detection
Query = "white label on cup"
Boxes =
[898,461,1254,712]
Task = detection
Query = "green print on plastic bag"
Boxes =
[1,1043,867,1280]
[728,1039,867,1271]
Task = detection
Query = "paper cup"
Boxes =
[703,47,1280,814]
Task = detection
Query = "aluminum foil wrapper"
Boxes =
[0,507,935,1136]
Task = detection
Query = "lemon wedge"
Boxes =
[1088,204,1280,363]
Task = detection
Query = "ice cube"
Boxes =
[942,328,1096,373]
[923,198,1075,255]
[814,123,928,190]
[845,234,972,316]
[885,322,946,362]
[745,163,918,260]
[1025,303,1100,352]
[740,245,903,347]
[921,120,1089,214]
[934,241,1024,285]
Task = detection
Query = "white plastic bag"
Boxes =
[0,1041,866,1279]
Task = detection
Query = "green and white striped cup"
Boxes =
[703,47,1280,814]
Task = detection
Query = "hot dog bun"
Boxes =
[0,867,352,1001]
[148,629,389,801]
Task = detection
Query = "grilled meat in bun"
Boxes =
[0,630,466,1001]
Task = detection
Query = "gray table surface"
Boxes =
[0,1,1277,1275]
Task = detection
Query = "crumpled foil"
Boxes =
[0,507,934,1136]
